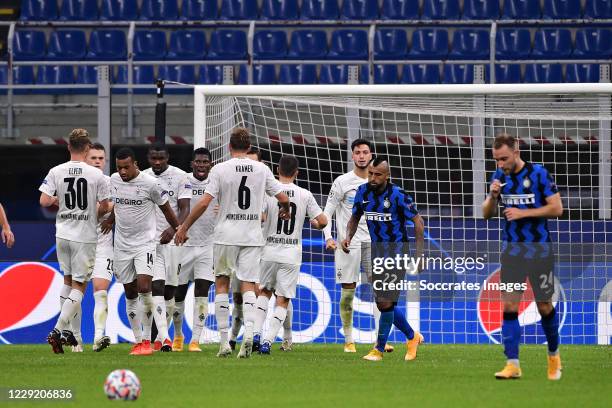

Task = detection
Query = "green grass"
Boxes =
[0,344,610,407]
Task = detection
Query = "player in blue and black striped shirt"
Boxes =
[482,133,563,381]
[342,156,425,362]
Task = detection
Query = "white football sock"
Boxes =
[56,289,83,332]
[215,293,230,344]
[59,284,71,308]
[153,295,169,341]
[139,292,154,341]
[340,288,355,344]
[72,302,82,341]
[264,306,287,344]
[230,302,243,341]
[253,295,269,337]
[126,297,142,343]
[241,291,256,341]
[93,290,108,340]
[283,300,293,340]
[191,297,208,344]
[173,300,185,337]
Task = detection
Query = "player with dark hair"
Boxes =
[482,133,563,380]
[247,146,262,161]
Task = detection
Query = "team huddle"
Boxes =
[39,127,563,380]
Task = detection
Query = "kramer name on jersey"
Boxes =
[500,193,536,206]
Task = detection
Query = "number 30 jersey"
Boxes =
[39,160,110,244]
[205,157,283,247]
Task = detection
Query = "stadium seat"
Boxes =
[115,65,156,93]
[158,65,196,93]
[495,64,522,83]
[261,0,298,20]
[288,30,328,59]
[502,0,541,19]
[448,29,489,59]
[301,0,340,20]
[543,0,582,19]
[13,66,35,84]
[219,0,258,20]
[422,0,461,20]
[0,66,6,84]
[198,65,224,84]
[573,28,612,59]
[13,31,46,60]
[532,29,572,59]
[319,64,368,84]
[140,0,179,20]
[584,0,612,19]
[207,30,247,60]
[238,64,277,84]
[341,0,379,20]
[462,0,500,19]
[408,28,449,60]
[372,64,398,84]
[495,28,531,59]
[523,63,563,83]
[59,0,98,20]
[100,0,138,20]
[167,30,206,60]
[181,0,217,19]
[374,29,408,60]
[400,64,440,84]
[76,66,100,84]
[279,64,317,84]
[134,30,167,60]
[87,30,127,60]
[253,31,287,60]
[20,0,58,20]
[381,0,419,20]
[35,66,75,94]
[47,30,87,60]
[328,30,368,60]
[566,63,600,82]
[443,64,488,84]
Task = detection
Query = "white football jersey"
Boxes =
[96,175,113,251]
[39,160,110,244]
[205,157,283,246]
[323,170,370,244]
[143,165,191,240]
[110,171,168,251]
[262,182,323,265]
[184,173,218,247]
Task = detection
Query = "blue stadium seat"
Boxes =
[502,0,541,19]
[87,30,127,60]
[301,0,339,20]
[181,0,217,20]
[115,65,156,93]
[573,28,612,59]
[100,0,138,20]
[443,64,488,84]
[0,66,6,84]
[13,31,46,60]
[20,0,58,20]
[449,29,489,59]
[532,29,572,59]
[140,0,179,20]
[422,0,461,20]
[400,64,440,84]
[319,64,368,84]
[13,66,35,84]
[167,30,206,60]
[208,30,247,60]
[288,30,327,59]
[253,31,287,60]
[47,30,87,60]
[328,29,368,60]
[374,29,408,60]
[495,28,531,59]
[523,64,563,83]
[543,0,581,19]
[35,66,75,94]
[495,64,522,83]
[219,0,258,20]
[341,0,378,20]
[381,0,419,20]
[372,64,398,84]
[59,0,98,20]
[238,64,277,84]
[261,0,298,20]
[584,0,612,18]
[408,28,449,60]
[158,65,196,93]
[566,63,600,83]
[198,65,224,84]
[134,30,167,60]
[76,66,99,84]
[279,64,317,84]
[462,0,500,19]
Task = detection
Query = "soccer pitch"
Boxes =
[0,344,610,407]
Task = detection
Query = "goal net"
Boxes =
[193,83,612,345]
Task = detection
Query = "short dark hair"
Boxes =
[493,133,517,150]
[371,155,388,167]
[351,138,373,152]
[90,142,105,152]
[148,142,168,154]
[247,146,261,161]
[116,147,136,161]
[229,127,251,151]
[278,155,299,177]
[193,147,212,160]
[68,128,91,153]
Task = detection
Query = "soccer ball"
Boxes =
[104,369,141,401]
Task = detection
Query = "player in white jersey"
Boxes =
[39,129,111,354]
[175,127,290,359]
[323,139,393,353]
[171,148,217,352]
[86,143,113,353]
[142,143,191,352]
[253,155,328,354]
[101,147,180,356]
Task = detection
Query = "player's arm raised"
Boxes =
[482,179,502,219]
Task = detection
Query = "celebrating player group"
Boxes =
[39,127,563,380]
